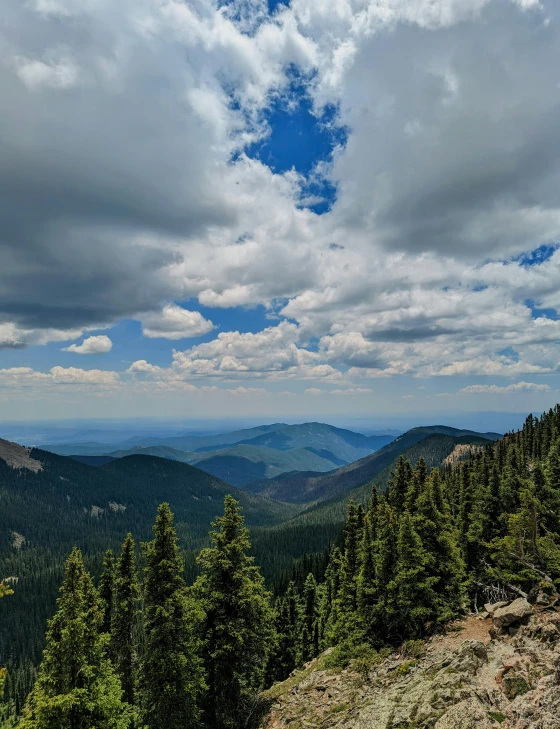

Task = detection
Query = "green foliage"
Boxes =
[18,548,133,729]
[137,504,205,729]
[194,496,274,729]
[110,534,139,707]
[323,641,378,671]
[98,550,115,636]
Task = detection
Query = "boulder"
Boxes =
[434,697,493,729]
[484,601,510,615]
[493,598,534,631]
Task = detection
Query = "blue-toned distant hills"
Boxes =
[45,422,396,487]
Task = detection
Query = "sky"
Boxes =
[2,0,560,421]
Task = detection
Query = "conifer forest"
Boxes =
[3,406,560,727]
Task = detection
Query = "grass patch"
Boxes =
[488,711,506,724]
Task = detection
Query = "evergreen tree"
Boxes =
[137,504,205,729]
[372,499,398,640]
[356,511,376,631]
[194,496,274,729]
[388,456,412,512]
[98,549,115,635]
[299,574,318,663]
[110,534,139,708]
[339,500,360,613]
[19,548,132,729]
[265,599,296,684]
[414,470,464,624]
[389,512,437,639]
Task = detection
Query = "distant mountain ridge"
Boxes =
[48,422,396,487]
[245,425,500,503]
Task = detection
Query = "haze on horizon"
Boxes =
[1,0,560,421]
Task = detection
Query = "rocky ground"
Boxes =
[0,438,42,473]
[260,598,560,729]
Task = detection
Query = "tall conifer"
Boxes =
[194,495,274,729]
[137,504,205,729]
[98,549,114,635]
[19,548,132,729]
[110,534,139,708]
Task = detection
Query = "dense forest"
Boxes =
[2,406,560,727]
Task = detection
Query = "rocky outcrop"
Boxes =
[0,438,42,472]
[260,609,560,729]
[492,598,534,632]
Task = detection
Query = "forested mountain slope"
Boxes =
[0,442,297,685]
[246,426,499,503]
[260,405,560,694]
[249,432,493,586]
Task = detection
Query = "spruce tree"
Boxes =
[110,534,139,707]
[339,500,360,613]
[98,549,115,635]
[299,574,318,663]
[414,470,464,624]
[194,495,274,729]
[356,511,376,633]
[137,504,205,729]
[19,548,132,729]
[389,511,437,639]
[373,499,398,640]
[388,456,412,513]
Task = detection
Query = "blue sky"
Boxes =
[1,0,560,421]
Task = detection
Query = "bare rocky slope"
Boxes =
[259,598,560,729]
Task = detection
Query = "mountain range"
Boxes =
[46,422,396,487]
[0,420,500,682]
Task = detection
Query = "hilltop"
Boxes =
[246,426,499,503]
[260,603,560,729]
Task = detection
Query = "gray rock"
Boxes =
[484,601,510,615]
[434,697,493,729]
[493,598,534,630]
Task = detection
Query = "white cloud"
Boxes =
[63,335,112,354]
[141,305,214,340]
[0,323,85,349]
[459,381,552,394]
[3,0,560,401]
[0,366,119,387]
[13,56,80,90]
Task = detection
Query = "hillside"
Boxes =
[186,444,344,486]
[246,426,499,503]
[248,431,494,580]
[260,608,560,729]
[52,422,395,489]
[0,440,298,673]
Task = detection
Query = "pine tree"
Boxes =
[372,499,398,640]
[339,500,360,613]
[389,511,437,639]
[265,598,296,684]
[137,504,205,729]
[299,574,318,663]
[18,548,132,729]
[110,534,139,708]
[388,456,412,513]
[414,470,464,624]
[98,549,115,635]
[194,496,274,729]
[356,511,376,632]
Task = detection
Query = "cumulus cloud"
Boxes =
[459,381,553,394]
[141,305,214,340]
[63,335,113,354]
[0,366,119,387]
[3,0,560,397]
